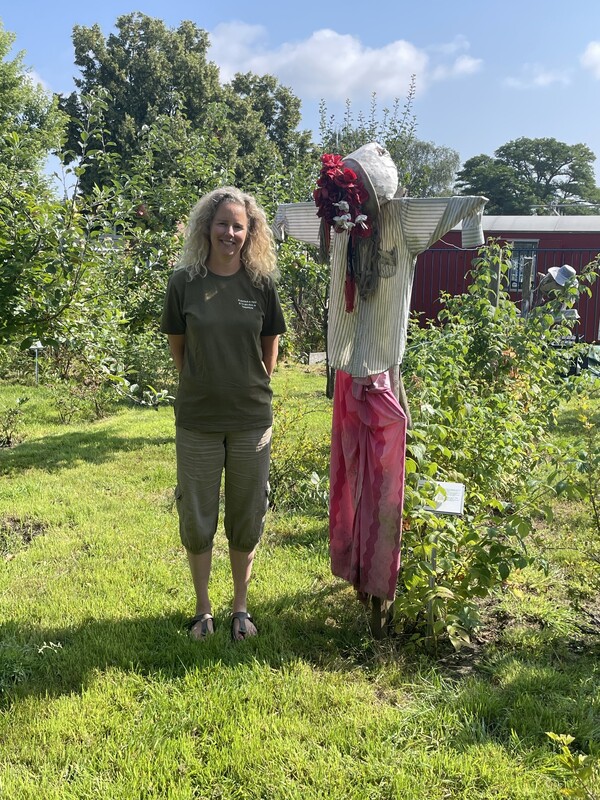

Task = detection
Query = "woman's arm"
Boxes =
[167,334,186,374]
[261,335,279,377]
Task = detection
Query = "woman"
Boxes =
[161,187,286,641]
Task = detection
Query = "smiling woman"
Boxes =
[208,201,248,274]
[160,186,287,643]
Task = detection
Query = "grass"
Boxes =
[0,365,599,799]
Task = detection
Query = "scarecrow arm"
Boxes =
[272,203,321,247]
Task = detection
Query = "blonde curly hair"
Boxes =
[177,187,278,285]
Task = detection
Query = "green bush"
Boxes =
[0,396,29,446]
[269,399,330,513]
[393,242,598,649]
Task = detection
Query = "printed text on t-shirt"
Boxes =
[238,299,258,310]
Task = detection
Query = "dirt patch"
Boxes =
[0,515,48,557]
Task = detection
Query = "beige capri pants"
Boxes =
[175,426,272,555]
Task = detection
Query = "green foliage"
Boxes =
[60,14,221,192]
[0,397,28,447]
[0,88,183,412]
[229,72,313,169]
[400,138,461,197]
[60,13,316,197]
[318,85,417,161]
[546,732,600,799]
[269,399,330,513]
[276,239,329,358]
[555,381,600,542]
[0,22,65,176]
[317,83,459,197]
[455,137,600,214]
[0,345,33,383]
[393,241,598,648]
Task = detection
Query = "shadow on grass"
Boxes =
[2,589,600,753]
[0,428,173,476]
[265,516,329,550]
[552,402,600,436]
[0,580,381,705]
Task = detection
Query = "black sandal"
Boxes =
[230,611,257,641]
[186,612,215,639]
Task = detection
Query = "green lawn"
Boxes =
[0,366,598,799]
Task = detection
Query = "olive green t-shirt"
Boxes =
[160,266,286,432]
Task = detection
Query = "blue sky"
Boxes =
[3,1,600,179]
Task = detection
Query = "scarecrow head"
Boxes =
[313,142,400,311]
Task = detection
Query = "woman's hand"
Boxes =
[167,334,186,373]
[260,335,279,376]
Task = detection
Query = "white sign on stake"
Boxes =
[418,481,465,516]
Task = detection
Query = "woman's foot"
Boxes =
[230,611,257,641]
[187,612,215,640]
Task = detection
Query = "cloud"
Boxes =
[581,41,600,78]
[208,21,268,80]
[503,63,571,89]
[431,55,482,81]
[25,69,51,93]
[428,34,470,56]
[208,23,481,101]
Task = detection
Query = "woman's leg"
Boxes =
[176,428,224,638]
[224,427,272,639]
[187,548,214,639]
[229,546,258,639]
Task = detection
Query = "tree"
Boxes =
[59,14,221,193]
[455,137,600,214]
[318,86,459,197]
[0,22,68,343]
[318,86,417,171]
[0,22,64,175]
[397,139,460,197]
[228,72,315,172]
[60,13,315,201]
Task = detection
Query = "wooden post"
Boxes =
[426,544,437,649]
[389,364,412,429]
[370,597,390,639]
[489,246,502,308]
[521,256,534,318]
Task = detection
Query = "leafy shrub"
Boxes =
[276,238,328,360]
[45,354,121,423]
[546,732,600,800]
[393,242,598,648]
[269,400,330,513]
[556,378,600,551]
[0,396,28,447]
[0,345,35,383]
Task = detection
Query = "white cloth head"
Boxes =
[343,142,399,218]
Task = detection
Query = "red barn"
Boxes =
[414,215,600,342]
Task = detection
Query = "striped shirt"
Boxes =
[274,195,487,377]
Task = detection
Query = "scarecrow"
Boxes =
[274,143,488,607]
[530,263,581,320]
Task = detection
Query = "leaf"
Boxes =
[432,586,457,600]
[404,458,418,475]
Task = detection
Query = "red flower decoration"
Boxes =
[313,153,372,239]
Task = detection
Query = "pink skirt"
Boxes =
[329,370,407,601]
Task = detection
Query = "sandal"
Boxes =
[230,611,257,642]
[186,612,215,640]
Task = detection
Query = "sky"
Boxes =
[3,0,600,180]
